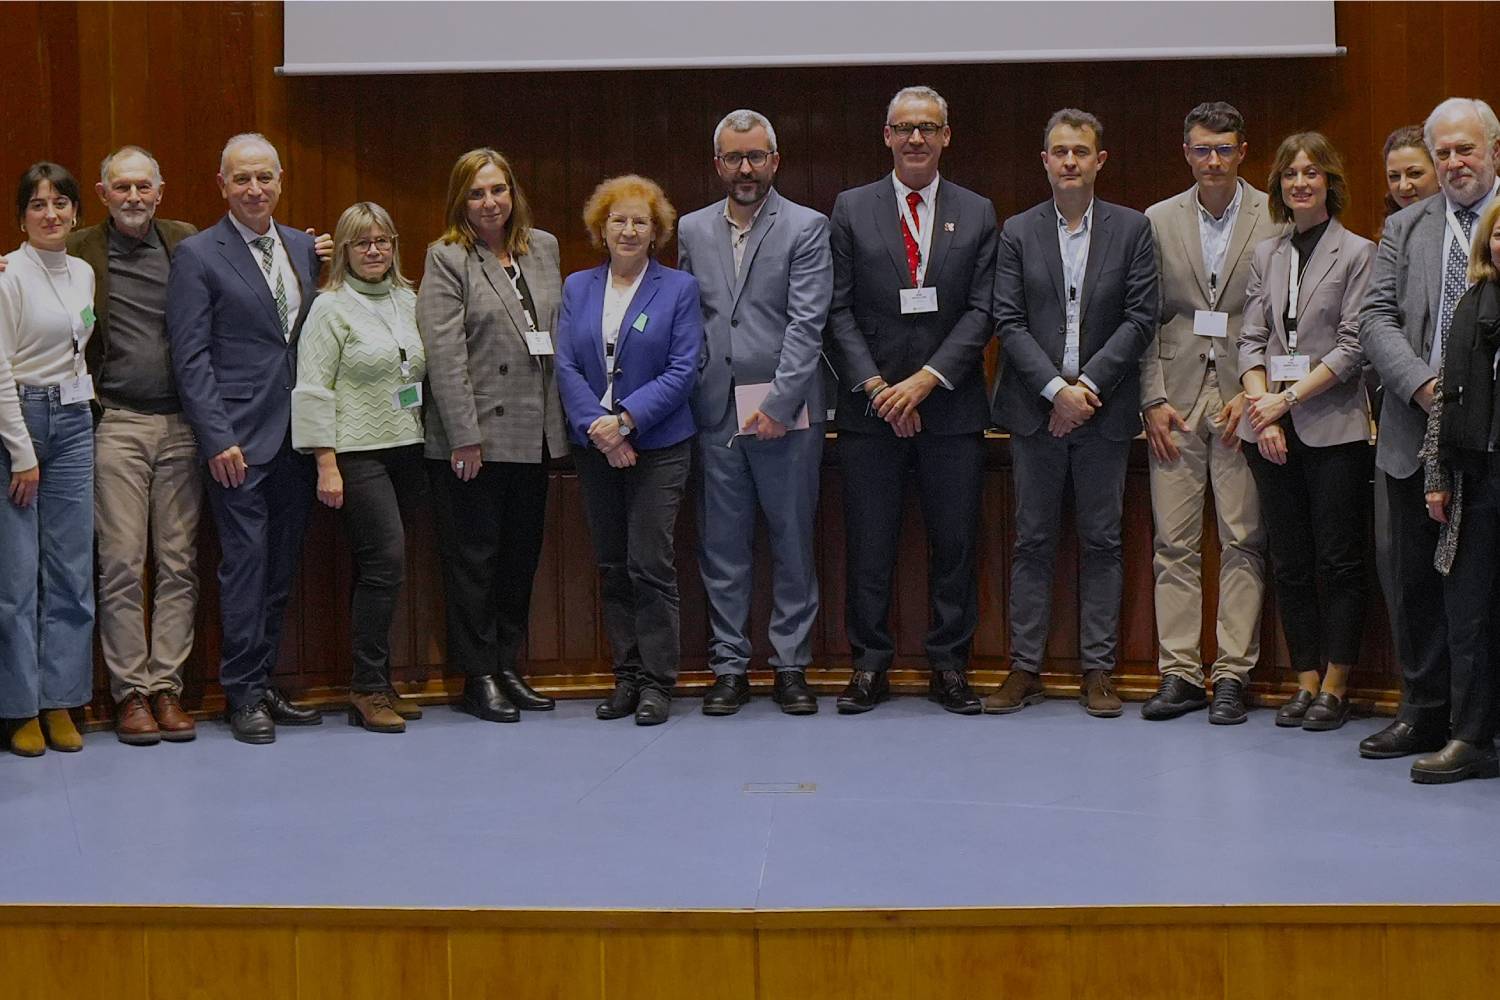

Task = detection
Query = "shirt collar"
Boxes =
[722,195,768,233]
[892,172,940,210]
[107,217,162,251]
[229,213,280,246]
[1195,179,1244,225]
[1054,198,1095,234]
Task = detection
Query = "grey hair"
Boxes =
[99,145,163,186]
[713,109,778,155]
[886,86,948,126]
[219,132,283,176]
[1424,97,1500,152]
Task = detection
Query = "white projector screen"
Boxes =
[279,1,1341,76]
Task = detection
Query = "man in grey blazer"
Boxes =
[679,109,832,716]
[1358,96,1500,761]
[986,109,1157,719]
[1138,102,1279,726]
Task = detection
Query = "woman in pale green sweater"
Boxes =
[292,202,426,733]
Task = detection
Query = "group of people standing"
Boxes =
[1,88,1496,786]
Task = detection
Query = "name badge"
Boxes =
[525,329,554,356]
[1268,354,1310,382]
[1193,310,1229,338]
[631,313,648,332]
[392,382,422,411]
[59,373,96,405]
[900,287,939,314]
[81,304,96,328]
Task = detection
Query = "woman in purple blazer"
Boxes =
[556,175,702,726]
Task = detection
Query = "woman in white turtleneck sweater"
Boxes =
[0,163,97,757]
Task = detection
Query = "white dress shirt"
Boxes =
[229,213,301,339]
[1196,179,1245,362]
[876,171,952,392]
[1041,199,1101,402]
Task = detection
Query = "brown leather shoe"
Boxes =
[1080,670,1123,718]
[983,668,1046,714]
[7,717,45,757]
[348,691,406,733]
[116,692,161,746]
[386,689,423,721]
[151,692,197,742]
[42,708,84,751]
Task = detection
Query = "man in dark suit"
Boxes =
[827,86,998,714]
[167,133,324,745]
[985,108,1158,719]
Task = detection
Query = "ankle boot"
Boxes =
[348,691,405,734]
[495,665,555,711]
[7,717,45,757]
[42,709,83,752]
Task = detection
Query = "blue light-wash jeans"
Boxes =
[0,386,96,718]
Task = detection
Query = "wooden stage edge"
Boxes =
[3,902,1497,999]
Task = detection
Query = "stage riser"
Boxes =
[2,914,1494,998]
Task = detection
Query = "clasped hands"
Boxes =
[1048,383,1101,438]
[1241,390,1289,464]
[868,370,937,438]
[588,414,637,468]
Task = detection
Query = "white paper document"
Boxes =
[734,382,809,434]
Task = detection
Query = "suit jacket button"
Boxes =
[725,356,732,365]
[496,405,505,416]
[1198,352,1207,361]
[499,363,509,375]
[731,319,739,328]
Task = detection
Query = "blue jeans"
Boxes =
[0,386,95,717]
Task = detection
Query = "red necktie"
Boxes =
[901,190,922,285]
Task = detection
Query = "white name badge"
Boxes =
[900,287,939,314]
[392,382,422,412]
[525,329,554,356]
[1268,354,1311,382]
[59,373,96,405]
[1193,310,1229,338]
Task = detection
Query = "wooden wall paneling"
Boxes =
[909,926,1073,1000]
[295,926,449,1000]
[143,1,189,202]
[817,459,852,661]
[972,462,1010,661]
[449,927,603,1000]
[1225,923,1385,1000]
[145,925,297,1000]
[1119,456,1160,673]
[1383,924,1500,1000]
[558,472,604,671]
[599,930,756,1000]
[758,928,914,1000]
[0,922,146,998]
[74,1,113,186]
[1070,924,1225,1000]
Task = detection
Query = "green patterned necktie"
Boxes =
[251,235,289,337]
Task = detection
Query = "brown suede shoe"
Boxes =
[116,692,161,746]
[983,668,1046,714]
[348,691,405,733]
[1080,670,1123,718]
[386,690,423,721]
[42,708,84,751]
[7,717,45,757]
[151,692,197,743]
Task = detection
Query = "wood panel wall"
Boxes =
[4,1,1494,717]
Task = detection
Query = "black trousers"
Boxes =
[1385,469,1452,730]
[839,429,983,674]
[575,440,691,693]
[1446,455,1500,743]
[427,453,549,679]
[1244,423,1370,670]
[337,446,427,692]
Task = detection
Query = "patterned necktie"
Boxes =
[1439,207,1477,347]
[901,190,922,285]
[251,235,289,337]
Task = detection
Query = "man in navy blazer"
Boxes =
[986,109,1158,719]
[680,109,832,717]
[167,133,324,745]
[826,86,998,715]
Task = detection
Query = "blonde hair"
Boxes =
[322,201,411,292]
[582,175,676,253]
[439,148,533,255]
[1467,197,1500,284]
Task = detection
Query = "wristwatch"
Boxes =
[1281,387,1300,408]
[617,414,632,437]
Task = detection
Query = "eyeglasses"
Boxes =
[717,150,773,169]
[606,215,652,233]
[889,122,944,138]
[1188,144,1240,161]
[353,237,394,252]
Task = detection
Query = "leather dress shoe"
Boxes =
[495,665,555,711]
[773,670,818,715]
[1208,677,1248,726]
[596,679,640,720]
[702,674,751,716]
[151,692,197,742]
[456,675,520,723]
[1411,740,1500,784]
[115,692,161,746]
[984,669,1045,714]
[929,669,981,715]
[1140,675,1207,721]
[263,687,322,726]
[1275,689,1315,728]
[1360,720,1448,760]
[835,670,889,714]
[635,689,671,726]
[229,701,276,745]
[1080,670,1122,718]
[1302,691,1351,732]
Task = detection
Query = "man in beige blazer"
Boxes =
[1138,103,1280,724]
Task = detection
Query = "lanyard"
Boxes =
[1286,248,1302,353]
[1446,208,1479,273]
[1060,216,1090,313]
[501,260,539,332]
[23,244,87,374]
[898,183,936,286]
[346,286,415,380]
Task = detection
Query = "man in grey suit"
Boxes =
[1358,97,1500,763]
[679,109,832,716]
[986,109,1157,719]
[1138,102,1279,726]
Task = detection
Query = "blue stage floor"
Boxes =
[2,697,1497,910]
